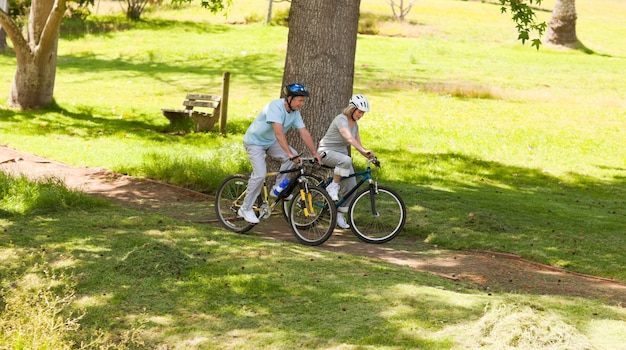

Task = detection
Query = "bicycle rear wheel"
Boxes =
[349,185,406,243]
[215,174,257,233]
[288,185,337,246]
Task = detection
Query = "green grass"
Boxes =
[1,173,624,348]
[1,0,626,347]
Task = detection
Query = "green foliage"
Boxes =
[358,12,382,35]
[243,12,263,24]
[1,1,626,347]
[272,7,290,26]
[172,0,232,13]
[60,14,133,37]
[0,172,108,216]
[499,0,547,48]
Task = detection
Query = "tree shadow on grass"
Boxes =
[0,47,282,137]
[375,149,626,281]
[2,147,625,347]
[0,209,477,349]
[3,198,624,348]
[59,16,233,40]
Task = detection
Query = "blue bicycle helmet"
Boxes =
[283,83,310,97]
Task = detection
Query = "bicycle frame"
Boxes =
[329,159,377,209]
[255,161,319,218]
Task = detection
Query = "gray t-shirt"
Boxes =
[318,114,359,154]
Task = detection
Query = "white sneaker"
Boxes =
[326,182,340,201]
[336,213,350,229]
[237,208,259,224]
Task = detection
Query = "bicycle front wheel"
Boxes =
[281,174,326,223]
[215,174,256,233]
[349,185,406,244]
[289,185,337,246]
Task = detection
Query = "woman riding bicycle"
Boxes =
[318,94,375,229]
[238,83,322,224]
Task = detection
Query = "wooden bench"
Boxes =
[162,94,221,132]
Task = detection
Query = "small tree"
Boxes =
[0,0,72,109]
[126,0,150,20]
[387,0,414,22]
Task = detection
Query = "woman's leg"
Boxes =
[320,150,352,200]
[320,150,352,180]
[338,164,357,210]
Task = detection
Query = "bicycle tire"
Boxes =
[281,174,325,223]
[348,186,406,244]
[214,174,257,233]
[288,185,337,246]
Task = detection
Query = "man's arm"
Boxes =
[298,128,322,163]
[272,122,297,159]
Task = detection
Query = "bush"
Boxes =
[0,172,108,216]
[272,8,290,27]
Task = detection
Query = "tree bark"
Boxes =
[282,0,361,154]
[0,0,7,50]
[546,0,578,47]
[0,0,66,109]
[0,25,5,52]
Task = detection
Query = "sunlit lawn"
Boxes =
[1,0,625,348]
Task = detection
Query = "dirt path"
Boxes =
[1,145,625,306]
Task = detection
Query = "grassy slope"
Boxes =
[1,0,626,348]
[0,0,624,276]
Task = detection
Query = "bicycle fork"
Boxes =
[369,181,380,217]
[298,187,315,217]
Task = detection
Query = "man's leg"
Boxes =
[267,141,297,187]
[240,144,268,222]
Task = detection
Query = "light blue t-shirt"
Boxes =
[243,98,306,146]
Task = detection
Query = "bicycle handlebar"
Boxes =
[289,153,303,161]
[294,152,380,168]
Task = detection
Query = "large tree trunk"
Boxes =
[546,0,578,47]
[282,0,361,152]
[0,25,5,51]
[0,0,66,109]
[0,0,7,50]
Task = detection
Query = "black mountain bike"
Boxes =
[215,158,337,245]
[312,156,407,244]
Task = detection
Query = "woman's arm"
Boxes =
[339,128,373,158]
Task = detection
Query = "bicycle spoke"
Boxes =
[289,186,337,246]
[349,186,406,243]
[215,175,256,233]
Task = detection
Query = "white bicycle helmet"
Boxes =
[349,94,370,112]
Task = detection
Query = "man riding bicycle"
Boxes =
[238,83,322,224]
